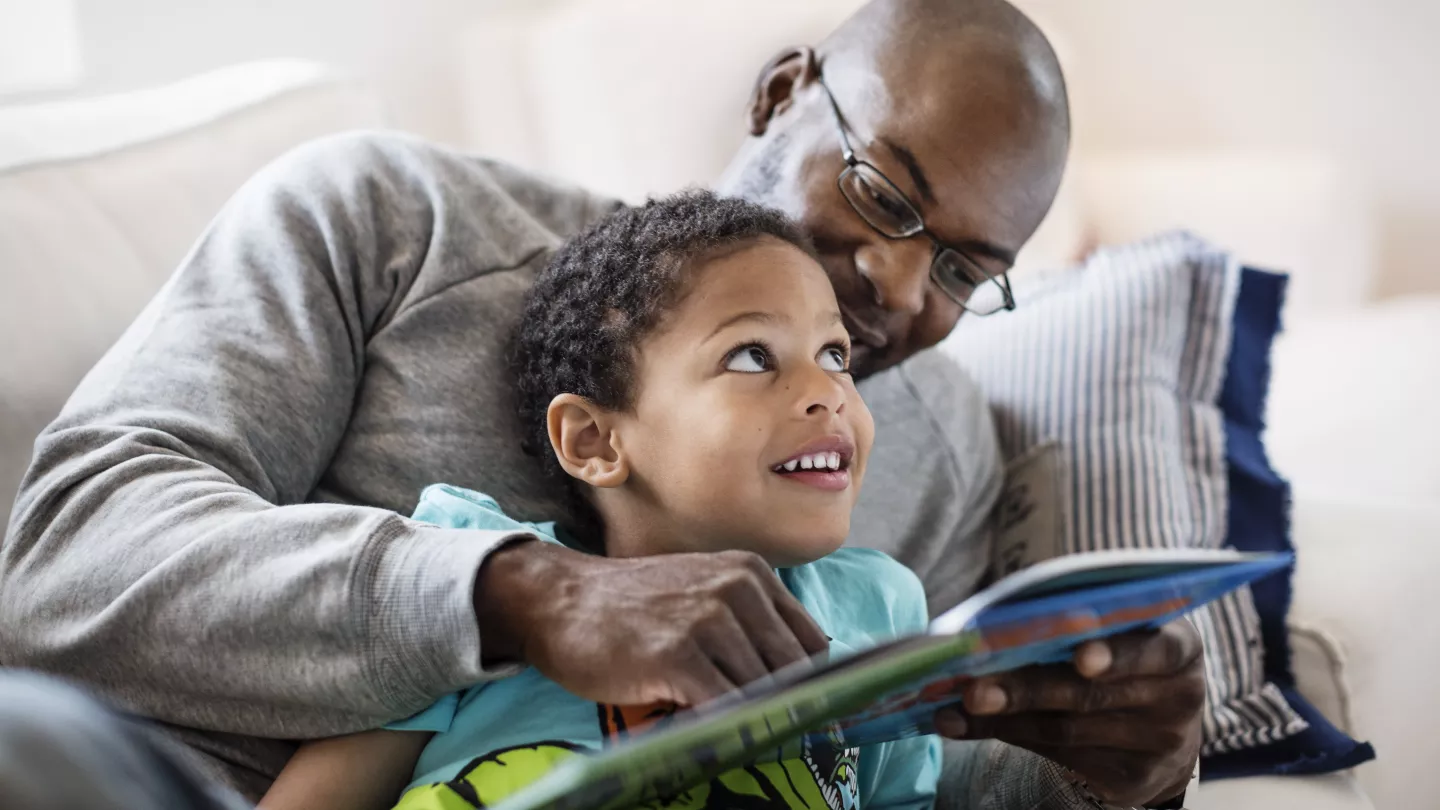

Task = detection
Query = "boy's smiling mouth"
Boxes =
[771,437,855,492]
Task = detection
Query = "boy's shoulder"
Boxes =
[782,548,930,649]
[412,484,560,543]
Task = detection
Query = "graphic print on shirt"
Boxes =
[391,741,583,810]
[598,701,861,810]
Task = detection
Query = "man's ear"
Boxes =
[547,393,629,489]
[746,46,820,136]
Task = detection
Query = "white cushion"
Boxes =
[1196,771,1373,810]
[1288,495,1440,810]
[0,60,385,524]
[1265,294,1440,503]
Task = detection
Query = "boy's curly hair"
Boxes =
[509,190,816,538]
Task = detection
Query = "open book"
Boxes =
[492,548,1290,810]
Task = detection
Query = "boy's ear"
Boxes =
[547,394,629,488]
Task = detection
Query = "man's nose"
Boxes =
[854,237,932,316]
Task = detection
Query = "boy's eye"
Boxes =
[725,345,772,373]
[818,347,849,372]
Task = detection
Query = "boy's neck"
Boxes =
[595,500,679,559]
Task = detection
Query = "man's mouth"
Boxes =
[771,438,855,492]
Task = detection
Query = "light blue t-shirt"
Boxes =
[388,484,941,810]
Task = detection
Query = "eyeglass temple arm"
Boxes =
[817,77,858,164]
[998,270,1016,309]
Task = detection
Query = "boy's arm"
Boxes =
[259,730,432,810]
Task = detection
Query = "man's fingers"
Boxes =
[771,593,831,657]
[963,711,1180,752]
[935,699,1145,749]
[667,644,741,706]
[964,668,1171,716]
[737,553,829,657]
[694,608,771,687]
[734,595,818,672]
[1081,620,1202,681]
[933,705,968,738]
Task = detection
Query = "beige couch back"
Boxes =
[0,60,384,527]
[454,1,1377,316]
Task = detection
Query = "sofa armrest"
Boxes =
[1286,495,1440,809]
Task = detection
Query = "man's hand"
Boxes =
[475,540,830,707]
[934,619,1205,806]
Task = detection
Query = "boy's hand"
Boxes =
[475,540,830,707]
[933,620,1204,807]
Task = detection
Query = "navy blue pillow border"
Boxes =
[1202,267,1376,779]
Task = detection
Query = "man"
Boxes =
[0,0,1202,807]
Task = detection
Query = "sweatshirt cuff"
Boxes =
[964,740,1104,810]
[355,516,531,715]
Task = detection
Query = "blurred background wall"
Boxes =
[7,0,1436,298]
[1023,0,1440,299]
[41,0,544,144]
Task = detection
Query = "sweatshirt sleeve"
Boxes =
[0,133,535,738]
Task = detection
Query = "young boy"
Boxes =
[260,191,940,810]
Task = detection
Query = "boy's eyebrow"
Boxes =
[706,310,781,340]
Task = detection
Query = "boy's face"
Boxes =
[611,237,875,567]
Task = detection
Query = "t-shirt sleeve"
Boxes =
[412,484,561,545]
[861,733,942,810]
[385,691,463,734]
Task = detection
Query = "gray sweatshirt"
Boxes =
[1,132,1094,808]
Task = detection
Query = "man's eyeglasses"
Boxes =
[817,76,1016,316]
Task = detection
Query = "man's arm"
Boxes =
[939,740,1108,810]
[0,133,530,736]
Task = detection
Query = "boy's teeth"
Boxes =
[775,452,845,473]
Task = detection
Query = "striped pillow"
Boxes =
[939,232,1306,756]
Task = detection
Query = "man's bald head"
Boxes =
[821,0,1067,105]
[716,0,1070,376]
[820,0,1069,176]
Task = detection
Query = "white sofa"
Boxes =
[1,55,1434,810]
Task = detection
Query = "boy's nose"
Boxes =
[799,367,847,418]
